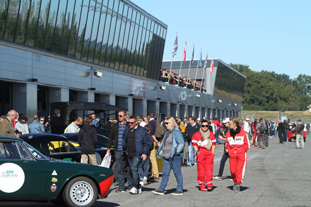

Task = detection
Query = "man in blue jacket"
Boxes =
[29,115,45,134]
[122,116,150,194]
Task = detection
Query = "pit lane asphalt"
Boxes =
[3,134,310,207]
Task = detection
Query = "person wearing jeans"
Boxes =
[107,110,128,192]
[186,116,200,166]
[122,116,150,194]
[153,117,185,196]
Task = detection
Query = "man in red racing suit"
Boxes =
[226,118,250,192]
[192,120,216,191]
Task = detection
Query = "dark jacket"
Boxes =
[149,118,157,136]
[277,122,284,132]
[78,124,97,154]
[186,123,200,143]
[107,122,128,150]
[122,125,150,158]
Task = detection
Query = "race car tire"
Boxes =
[63,176,98,207]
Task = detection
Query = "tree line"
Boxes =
[230,64,311,111]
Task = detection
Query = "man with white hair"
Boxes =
[0,110,18,137]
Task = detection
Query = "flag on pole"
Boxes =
[199,49,202,68]
[183,39,187,61]
[203,53,208,71]
[210,58,214,73]
[172,33,178,57]
[190,45,195,64]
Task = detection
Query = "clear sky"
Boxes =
[130,0,311,79]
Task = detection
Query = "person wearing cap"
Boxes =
[292,119,304,149]
[214,118,230,180]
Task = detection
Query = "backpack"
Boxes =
[297,124,304,133]
[154,121,165,138]
[259,123,265,133]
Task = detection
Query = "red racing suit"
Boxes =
[226,128,250,185]
[192,131,216,188]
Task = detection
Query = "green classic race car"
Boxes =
[0,136,114,207]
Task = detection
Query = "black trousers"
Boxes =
[278,131,284,143]
[218,151,229,176]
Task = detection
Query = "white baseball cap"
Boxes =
[223,118,230,123]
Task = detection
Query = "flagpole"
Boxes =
[200,52,208,92]
[170,33,178,77]
[194,49,201,90]
[200,67,205,92]
[187,44,194,87]
[178,39,186,86]
[169,56,174,77]
[178,60,183,86]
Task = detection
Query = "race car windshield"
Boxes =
[23,142,49,160]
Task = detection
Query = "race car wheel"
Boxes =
[63,176,98,207]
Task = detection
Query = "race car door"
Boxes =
[0,140,49,200]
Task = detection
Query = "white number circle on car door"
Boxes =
[0,163,25,193]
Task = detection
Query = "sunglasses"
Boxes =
[201,125,208,127]
[40,120,44,122]
[118,115,124,117]
[128,122,136,124]
[164,122,169,125]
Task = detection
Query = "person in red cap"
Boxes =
[226,117,250,192]
[192,120,216,191]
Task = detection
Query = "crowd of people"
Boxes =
[160,68,206,92]
[0,110,50,137]
[242,118,309,150]
[1,108,309,195]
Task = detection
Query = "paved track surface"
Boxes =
[2,135,310,207]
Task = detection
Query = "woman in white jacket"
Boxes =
[15,114,29,135]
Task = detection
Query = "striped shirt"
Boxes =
[118,122,126,151]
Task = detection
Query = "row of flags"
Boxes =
[172,34,214,74]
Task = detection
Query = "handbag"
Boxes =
[100,153,111,168]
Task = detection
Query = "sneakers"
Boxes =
[152,189,164,195]
[171,191,183,195]
[143,177,148,186]
[129,187,142,194]
[207,187,213,192]
[213,175,223,180]
[233,184,240,193]
[199,183,207,191]
[115,188,126,193]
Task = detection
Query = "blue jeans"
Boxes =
[127,156,141,189]
[115,150,126,189]
[188,143,196,164]
[284,130,288,142]
[159,155,183,192]
[138,156,149,179]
